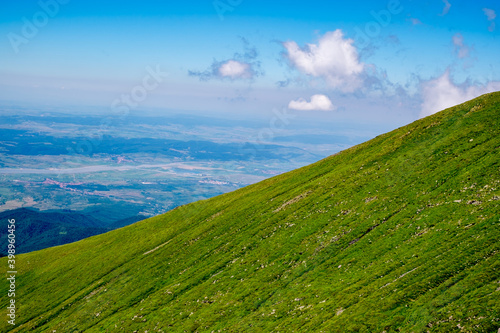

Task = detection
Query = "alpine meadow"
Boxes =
[1,93,499,332]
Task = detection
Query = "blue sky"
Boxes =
[0,0,499,127]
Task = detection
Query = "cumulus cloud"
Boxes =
[483,8,496,31]
[420,70,500,118]
[439,0,451,16]
[452,33,470,59]
[288,94,335,111]
[218,60,252,79]
[189,38,262,81]
[282,30,364,92]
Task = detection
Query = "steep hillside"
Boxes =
[1,93,499,332]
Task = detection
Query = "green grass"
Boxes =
[1,93,500,332]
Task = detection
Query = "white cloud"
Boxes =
[420,70,500,118]
[282,30,364,92]
[440,0,451,16]
[188,38,262,81]
[218,60,251,79]
[189,58,258,81]
[452,33,469,59]
[483,8,496,31]
[288,94,335,111]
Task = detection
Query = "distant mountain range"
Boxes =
[1,93,499,332]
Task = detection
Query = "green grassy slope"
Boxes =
[2,93,499,332]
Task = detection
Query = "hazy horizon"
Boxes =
[1,0,498,130]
